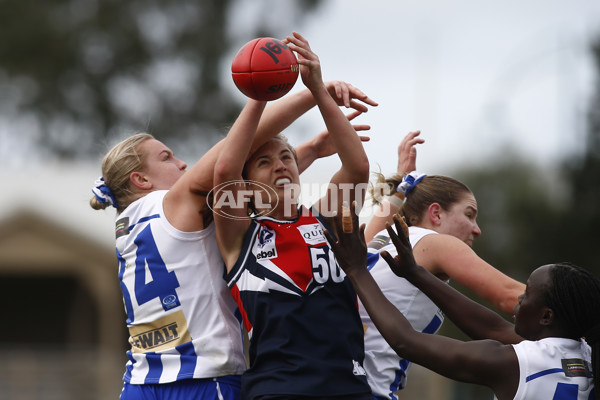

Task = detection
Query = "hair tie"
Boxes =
[396,171,427,197]
[584,322,600,345]
[92,177,119,209]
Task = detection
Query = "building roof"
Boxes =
[1,162,115,250]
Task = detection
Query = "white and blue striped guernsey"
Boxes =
[115,190,247,385]
[361,226,447,400]
[504,337,594,400]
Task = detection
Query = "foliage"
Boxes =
[448,33,600,288]
[437,37,600,397]
[558,36,600,274]
[0,0,321,160]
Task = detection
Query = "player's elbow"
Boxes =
[348,157,370,182]
[213,161,235,185]
[356,155,370,174]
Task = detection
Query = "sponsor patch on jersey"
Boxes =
[128,309,191,353]
[352,360,366,376]
[368,234,390,250]
[561,358,592,377]
[436,308,445,320]
[255,226,277,260]
[297,223,326,245]
[115,217,130,238]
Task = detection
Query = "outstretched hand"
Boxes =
[397,130,424,176]
[285,32,324,93]
[380,215,419,279]
[323,201,368,276]
[325,80,379,111]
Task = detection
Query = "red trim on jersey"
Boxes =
[230,285,252,332]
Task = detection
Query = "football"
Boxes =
[231,37,299,101]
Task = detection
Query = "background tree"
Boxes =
[0,0,321,160]
[458,35,600,285]
[436,33,600,400]
[559,36,600,271]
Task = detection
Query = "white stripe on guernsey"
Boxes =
[238,269,299,296]
[216,381,224,400]
[159,355,181,383]
[128,354,150,384]
[260,259,306,291]
[307,285,324,296]
[229,224,261,285]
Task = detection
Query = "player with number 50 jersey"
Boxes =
[91,73,378,399]
[213,32,377,400]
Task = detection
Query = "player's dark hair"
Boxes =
[370,174,473,227]
[545,262,600,399]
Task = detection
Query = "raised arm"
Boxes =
[323,204,519,399]
[414,232,525,315]
[382,216,524,344]
[258,80,377,147]
[285,32,370,217]
[213,100,267,271]
[179,81,371,195]
[165,80,375,232]
[365,130,424,242]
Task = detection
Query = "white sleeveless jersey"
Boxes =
[503,337,594,400]
[361,226,446,399]
[115,190,247,384]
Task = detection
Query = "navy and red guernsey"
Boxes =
[224,206,371,400]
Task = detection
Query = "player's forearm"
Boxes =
[494,281,526,316]
[407,265,517,342]
[294,138,317,174]
[314,88,368,181]
[215,101,266,183]
[253,89,314,151]
[347,266,415,351]
[364,199,401,243]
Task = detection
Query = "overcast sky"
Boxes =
[4,0,600,241]
[227,0,600,186]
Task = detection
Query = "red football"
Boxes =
[231,37,299,101]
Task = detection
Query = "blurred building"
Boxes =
[0,163,494,400]
[0,165,127,400]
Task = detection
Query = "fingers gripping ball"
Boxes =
[231,37,299,101]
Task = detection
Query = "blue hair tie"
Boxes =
[92,177,119,208]
[396,171,427,197]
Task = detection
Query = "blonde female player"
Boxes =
[89,76,376,399]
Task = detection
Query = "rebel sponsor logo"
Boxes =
[256,248,277,260]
